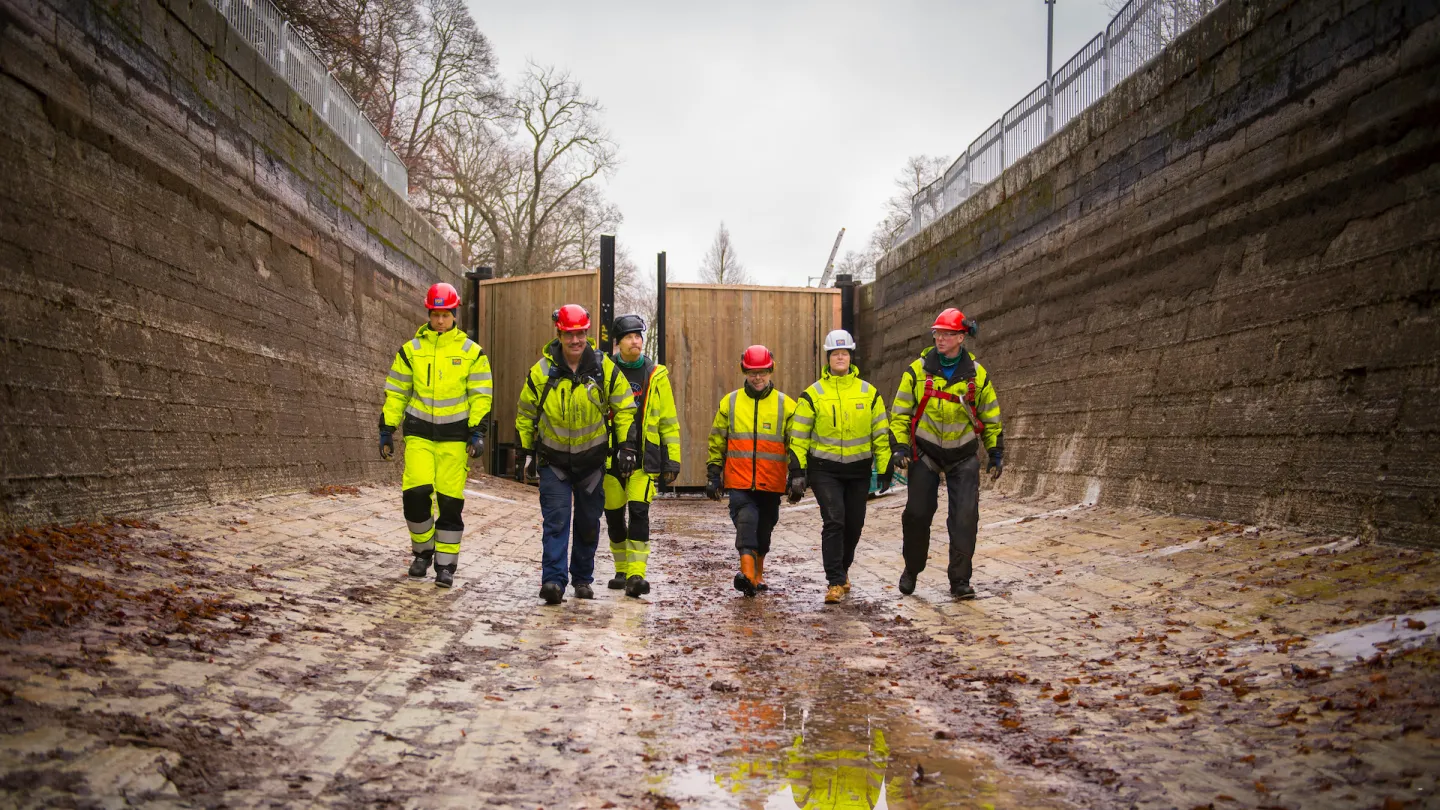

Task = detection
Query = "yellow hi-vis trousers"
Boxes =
[603,471,657,577]
[400,437,468,566]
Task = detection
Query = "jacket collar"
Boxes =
[920,346,975,380]
[545,337,601,379]
[820,365,862,384]
[416,323,465,344]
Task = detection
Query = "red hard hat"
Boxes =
[553,304,591,332]
[426,282,460,311]
[740,345,775,371]
[931,307,974,334]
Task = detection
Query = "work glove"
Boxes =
[466,429,485,459]
[705,464,724,502]
[379,429,395,461]
[615,444,638,479]
[988,449,1004,481]
[876,468,894,495]
[513,449,530,482]
[786,473,806,505]
[660,470,678,488]
[892,442,911,470]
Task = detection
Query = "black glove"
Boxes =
[876,470,893,494]
[379,429,394,461]
[705,465,723,501]
[786,473,806,504]
[660,470,678,488]
[514,449,529,482]
[616,444,638,478]
[988,449,1004,481]
[466,429,485,459]
[892,442,911,470]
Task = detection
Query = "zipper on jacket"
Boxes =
[751,395,760,490]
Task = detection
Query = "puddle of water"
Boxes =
[1308,609,1440,663]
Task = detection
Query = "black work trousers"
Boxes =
[728,489,782,557]
[811,469,870,586]
[900,455,980,587]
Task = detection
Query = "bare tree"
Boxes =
[1103,0,1217,52]
[698,222,751,285]
[613,241,657,346]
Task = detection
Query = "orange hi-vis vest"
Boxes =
[708,387,796,493]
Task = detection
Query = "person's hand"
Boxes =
[988,449,1004,481]
[379,429,394,461]
[616,445,638,479]
[705,465,723,501]
[786,473,806,505]
[660,470,678,488]
[514,449,529,482]
[892,443,911,470]
[466,429,485,459]
[876,471,893,494]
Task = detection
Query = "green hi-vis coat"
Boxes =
[790,366,892,477]
[381,324,493,442]
[889,347,1002,466]
[516,339,636,472]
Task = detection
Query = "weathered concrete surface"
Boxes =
[1,480,1437,808]
[863,0,1440,545]
[0,0,459,532]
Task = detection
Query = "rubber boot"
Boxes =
[754,555,769,592]
[733,554,758,597]
[434,563,455,589]
[408,550,433,579]
[607,570,629,590]
[624,574,650,598]
[824,585,846,604]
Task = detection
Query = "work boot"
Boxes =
[624,574,650,598]
[842,578,851,594]
[434,564,456,589]
[754,555,769,592]
[607,570,629,590]
[950,583,976,600]
[733,555,758,597]
[824,585,846,604]
[408,550,433,579]
[573,583,595,600]
[540,582,564,605]
[898,570,917,595]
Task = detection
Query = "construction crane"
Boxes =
[817,227,846,287]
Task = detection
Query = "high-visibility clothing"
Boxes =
[516,339,636,472]
[381,324,493,443]
[708,386,796,493]
[889,347,1002,467]
[400,437,468,565]
[604,471,657,577]
[613,356,682,476]
[790,365,892,477]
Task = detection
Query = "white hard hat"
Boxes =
[823,329,855,353]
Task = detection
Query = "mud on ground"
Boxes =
[0,478,1437,809]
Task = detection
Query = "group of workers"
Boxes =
[378,283,1004,606]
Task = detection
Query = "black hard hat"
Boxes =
[613,314,647,338]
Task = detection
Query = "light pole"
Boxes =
[1045,0,1056,137]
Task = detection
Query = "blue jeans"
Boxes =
[539,465,606,588]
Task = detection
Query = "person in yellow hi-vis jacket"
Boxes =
[378,282,493,589]
[707,345,796,597]
[789,330,892,605]
[889,308,1003,600]
[603,314,681,599]
[515,304,638,606]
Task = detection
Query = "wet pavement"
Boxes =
[0,477,1437,809]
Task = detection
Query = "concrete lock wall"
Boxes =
[0,0,463,531]
[865,0,1440,546]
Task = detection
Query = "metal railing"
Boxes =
[904,0,1218,242]
[207,0,409,198]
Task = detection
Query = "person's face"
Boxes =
[932,329,964,357]
[744,369,772,390]
[560,329,588,357]
[828,349,851,376]
[618,332,644,362]
[429,309,455,332]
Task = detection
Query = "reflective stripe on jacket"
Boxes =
[791,365,892,476]
[889,347,1002,466]
[708,387,795,493]
[516,339,636,472]
[614,357,683,476]
[381,324,492,443]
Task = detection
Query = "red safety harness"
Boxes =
[911,374,983,458]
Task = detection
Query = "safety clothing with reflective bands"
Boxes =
[615,357,682,476]
[790,365,892,477]
[708,386,796,493]
[516,339,636,472]
[604,471,657,577]
[381,324,493,443]
[400,437,469,565]
[889,347,1002,467]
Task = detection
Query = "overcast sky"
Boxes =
[472,0,1118,287]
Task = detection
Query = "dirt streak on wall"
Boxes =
[864,0,1440,545]
[0,0,462,529]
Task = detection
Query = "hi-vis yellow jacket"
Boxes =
[615,356,682,476]
[790,366,892,476]
[708,386,796,493]
[381,324,492,442]
[516,339,636,472]
[889,347,1002,466]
